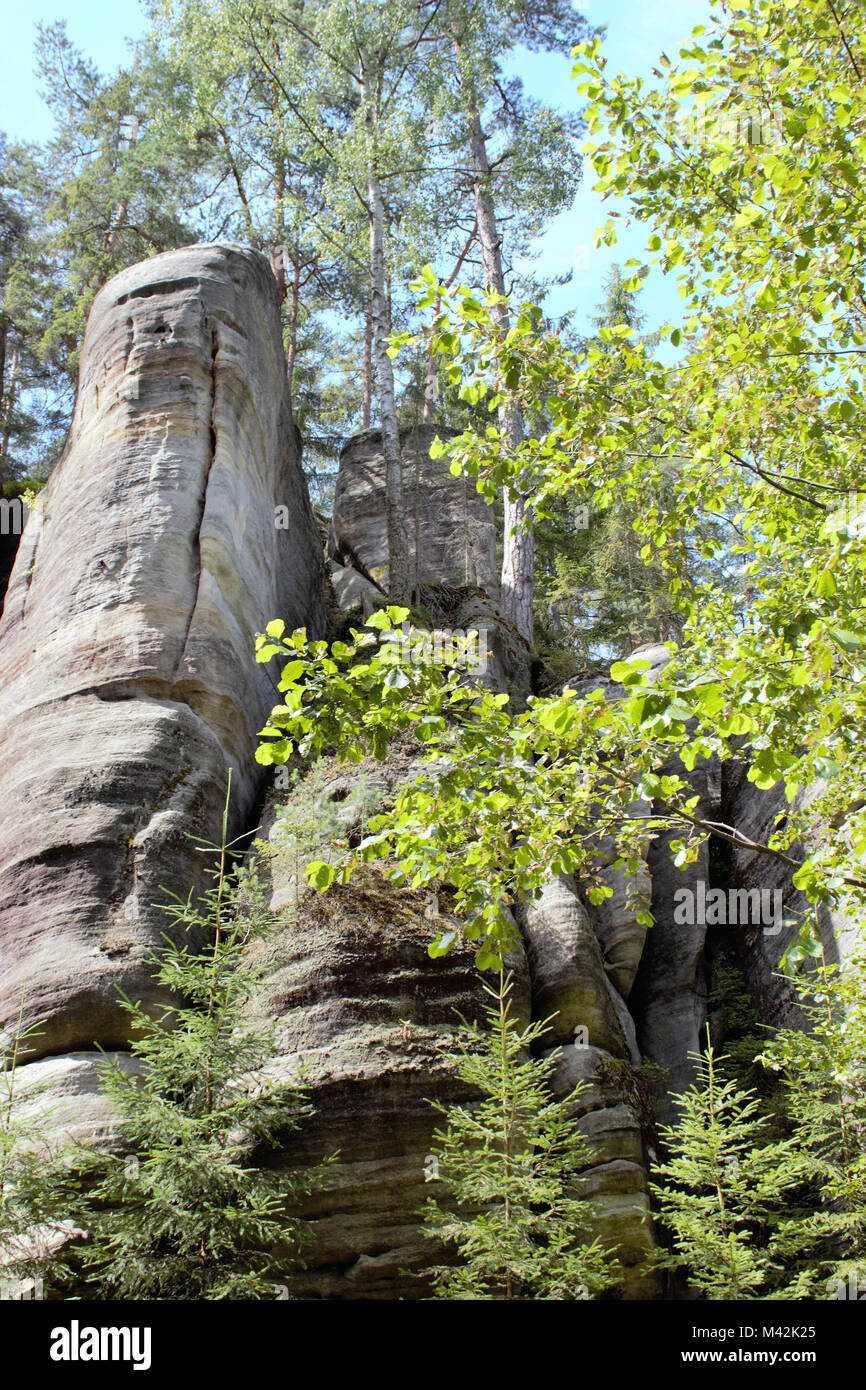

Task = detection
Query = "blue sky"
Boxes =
[0,0,713,337]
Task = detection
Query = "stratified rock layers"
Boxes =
[329,425,498,595]
[0,242,324,1057]
[248,757,533,1299]
[521,875,657,1295]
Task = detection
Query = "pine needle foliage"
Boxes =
[650,1030,834,1300]
[75,778,325,1300]
[758,944,866,1296]
[421,971,616,1300]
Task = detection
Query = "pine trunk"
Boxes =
[286,253,300,401]
[422,292,441,423]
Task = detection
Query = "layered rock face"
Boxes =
[328,425,498,596]
[250,761,658,1297]
[247,756,532,1299]
[629,754,721,1103]
[328,427,531,701]
[0,242,324,1060]
[520,875,657,1295]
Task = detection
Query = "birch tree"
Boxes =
[436,0,589,642]
[298,0,450,601]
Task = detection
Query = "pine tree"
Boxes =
[0,135,70,483]
[73,779,326,1301]
[421,971,615,1300]
[759,939,866,1297]
[33,22,213,373]
[650,1030,834,1299]
[439,0,590,644]
[533,266,737,669]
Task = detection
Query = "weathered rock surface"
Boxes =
[521,875,628,1056]
[557,1076,656,1293]
[247,755,532,1299]
[327,557,385,620]
[0,242,324,1057]
[629,757,721,1104]
[13,1052,144,1150]
[520,874,657,1293]
[586,859,653,1001]
[1,242,844,1303]
[721,760,849,1030]
[329,425,498,596]
[449,589,532,703]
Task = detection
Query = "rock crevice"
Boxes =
[0,242,324,1062]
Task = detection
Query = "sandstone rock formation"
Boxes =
[328,425,498,596]
[245,755,532,1298]
[0,241,324,1059]
[629,755,721,1103]
[520,875,657,1294]
[0,244,841,1303]
[722,762,848,1030]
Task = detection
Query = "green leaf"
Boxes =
[306,861,335,891]
[815,570,836,598]
[364,609,394,630]
[428,930,459,959]
[279,659,306,685]
[666,700,693,722]
[828,629,865,652]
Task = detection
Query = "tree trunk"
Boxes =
[1,331,20,473]
[286,252,300,401]
[464,105,534,645]
[363,292,373,429]
[104,197,130,254]
[423,226,476,425]
[423,292,440,423]
[368,169,411,601]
